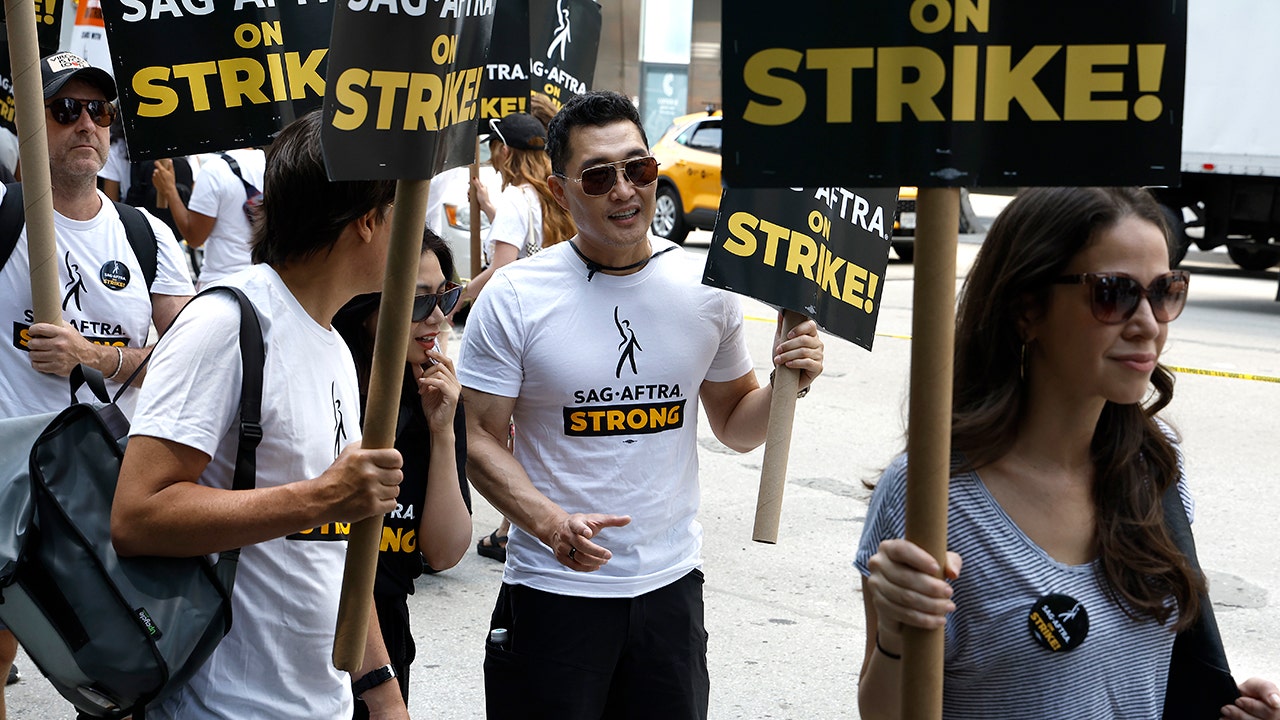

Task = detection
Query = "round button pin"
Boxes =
[1027,593,1089,653]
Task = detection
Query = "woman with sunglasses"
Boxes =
[459,112,576,308]
[333,229,472,717]
[855,187,1280,720]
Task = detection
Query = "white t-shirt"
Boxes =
[482,184,542,264]
[458,239,753,598]
[188,149,265,285]
[0,187,194,419]
[133,264,360,720]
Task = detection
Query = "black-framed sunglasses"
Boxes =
[1052,271,1190,324]
[557,156,659,196]
[412,283,462,322]
[45,98,116,128]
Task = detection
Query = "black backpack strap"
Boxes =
[113,202,157,290]
[0,185,158,292]
[212,286,264,494]
[110,287,264,489]
[0,182,26,271]
[217,152,256,195]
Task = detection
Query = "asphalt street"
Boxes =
[8,200,1280,718]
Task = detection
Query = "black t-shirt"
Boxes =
[374,369,471,597]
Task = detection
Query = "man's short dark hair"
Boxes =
[252,110,397,266]
[546,91,648,175]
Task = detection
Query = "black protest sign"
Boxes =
[703,187,896,351]
[480,0,531,121]
[722,0,1187,188]
[99,0,331,161]
[322,2,494,181]
[0,47,15,136]
[528,0,599,110]
[0,0,66,55]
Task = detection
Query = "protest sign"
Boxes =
[722,0,1188,188]
[0,47,16,137]
[702,185,894,543]
[703,186,896,351]
[480,0,531,120]
[528,0,599,110]
[322,1,494,180]
[99,0,332,160]
[0,0,64,56]
[321,0,494,672]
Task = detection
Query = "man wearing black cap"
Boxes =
[0,52,194,718]
[0,52,193,413]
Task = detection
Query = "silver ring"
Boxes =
[568,546,577,561]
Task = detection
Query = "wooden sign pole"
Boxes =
[6,0,59,324]
[752,308,804,544]
[900,187,959,720]
[469,135,482,280]
[333,179,430,671]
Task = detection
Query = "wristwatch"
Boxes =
[353,664,397,699]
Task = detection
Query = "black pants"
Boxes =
[352,593,414,719]
[484,570,709,720]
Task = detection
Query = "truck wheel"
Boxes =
[892,240,914,263]
[1226,244,1280,271]
[1159,204,1191,267]
[651,185,689,244]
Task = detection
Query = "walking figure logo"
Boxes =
[547,0,572,61]
[332,381,347,458]
[62,251,85,311]
[1060,602,1084,622]
[614,306,641,378]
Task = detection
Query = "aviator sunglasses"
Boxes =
[412,283,463,322]
[1052,271,1190,324]
[45,98,117,128]
[557,156,660,196]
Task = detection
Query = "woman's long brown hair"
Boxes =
[952,186,1203,630]
[493,142,576,248]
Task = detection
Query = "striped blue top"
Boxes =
[855,447,1194,719]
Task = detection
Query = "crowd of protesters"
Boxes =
[0,49,1276,720]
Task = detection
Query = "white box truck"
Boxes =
[1153,0,1280,294]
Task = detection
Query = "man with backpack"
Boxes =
[0,51,194,718]
[112,109,409,719]
[153,146,264,289]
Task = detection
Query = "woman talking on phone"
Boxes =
[334,229,473,717]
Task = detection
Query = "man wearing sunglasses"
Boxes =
[0,51,196,716]
[460,90,825,719]
[0,52,194,411]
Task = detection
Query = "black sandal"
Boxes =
[476,530,508,563]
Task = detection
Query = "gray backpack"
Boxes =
[0,286,263,719]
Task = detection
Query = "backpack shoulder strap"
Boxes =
[213,285,264,494]
[112,201,158,290]
[218,152,256,194]
[0,182,26,271]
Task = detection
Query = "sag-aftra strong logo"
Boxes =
[563,306,686,437]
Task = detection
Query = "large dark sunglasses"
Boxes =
[1053,271,1190,324]
[412,283,462,321]
[45,98,117,128]
[557,156,659,196]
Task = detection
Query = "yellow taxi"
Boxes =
[649,110,918,260]
[649,110,723,244]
